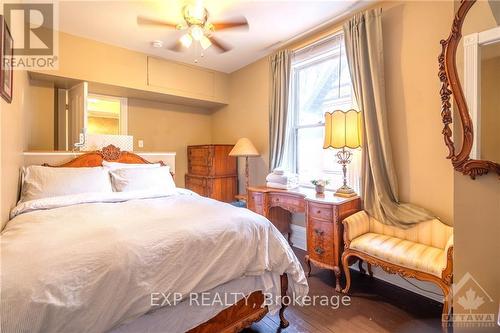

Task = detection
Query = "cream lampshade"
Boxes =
[324,110,362,197]
[229,138,260,199]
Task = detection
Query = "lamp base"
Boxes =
[334,185,357,198]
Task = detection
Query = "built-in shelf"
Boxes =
[28,71,227,111]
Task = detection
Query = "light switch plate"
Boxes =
[138,140,144,148]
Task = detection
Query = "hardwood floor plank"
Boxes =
[246,247,443,333]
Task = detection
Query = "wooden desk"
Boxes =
[247,186,361,291]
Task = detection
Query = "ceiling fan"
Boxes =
[137,4,249,53]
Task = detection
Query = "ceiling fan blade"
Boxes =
[211,17,249,31]
[137,16,178,29]
[208,36,231,53]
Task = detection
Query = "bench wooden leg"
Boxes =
[358,260,366,275]
[367,263,373,277]
[341,251,353,294]
[440,284,452,325]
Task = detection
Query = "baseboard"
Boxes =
[350,265,443,303]
[290,224,444,303]
[290,224,307,251]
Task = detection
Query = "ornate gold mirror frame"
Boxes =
[439,0,500,179]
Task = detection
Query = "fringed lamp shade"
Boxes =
[323,110,362,198]
[323,110,362,149]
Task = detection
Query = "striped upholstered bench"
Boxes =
[341,211,453,321]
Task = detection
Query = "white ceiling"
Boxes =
[58,0,371,73]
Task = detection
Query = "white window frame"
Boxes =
[288,32,356,189]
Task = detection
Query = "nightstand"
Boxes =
[247,186,361,291]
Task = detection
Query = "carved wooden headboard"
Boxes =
[43,145,173,177]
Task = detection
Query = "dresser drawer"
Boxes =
[308,202,333,221]
[188,164,210,176]
[188,154,210,166]
[307,218,334,265]
[185,175,208,196]
[187,146,212,176]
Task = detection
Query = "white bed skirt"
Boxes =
[110,273,279,333]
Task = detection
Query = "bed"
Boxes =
[0,145,308,333]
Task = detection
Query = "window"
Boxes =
[285,33,360,191]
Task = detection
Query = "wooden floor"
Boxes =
[243,247,444,333]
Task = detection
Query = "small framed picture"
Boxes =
[0,15,13,104]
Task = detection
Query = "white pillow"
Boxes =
[109,166,176,193]
[102,161,161,170]
[20,166,113,202]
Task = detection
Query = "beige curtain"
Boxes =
[269,50,292,171]
[343,8,434,228]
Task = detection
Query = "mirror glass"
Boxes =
[480,42,500,161]
[459,1,500,162]
[87,95,123,135]
[55,87,128,151]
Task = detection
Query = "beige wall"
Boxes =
[128,99,213,187]
[25,80,55,150]
[454,174,500,325]
[382,1,454,224]
[211,58,270,194]
[1,70,30,229]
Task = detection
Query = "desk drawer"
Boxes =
[248,192,263,214]
[308,202,333,221]
[307,218,334,265]
[269,194,304,213]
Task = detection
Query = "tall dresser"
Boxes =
[185,144,238,203]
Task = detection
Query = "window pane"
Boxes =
[296,56,340,126]
[297,126,343,188]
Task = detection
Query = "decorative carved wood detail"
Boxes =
[342,248,453,321]
[188,291,268,333]
[41,145,176,178]
[188,274,290,332]
[438,0,500,179]
[44,145,165,168]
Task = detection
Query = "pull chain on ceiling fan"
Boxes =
[137,3,249,54]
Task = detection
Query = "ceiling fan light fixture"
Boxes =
[180,33,193,48]
[190,25,204,41]
[200,35,211,50]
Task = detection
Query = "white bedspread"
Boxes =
[1,190,308,333]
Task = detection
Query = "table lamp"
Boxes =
[229,138,260,199]
[323,110,362,198]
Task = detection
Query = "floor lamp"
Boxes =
[323,110,362,198]
[229,138,260,201]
